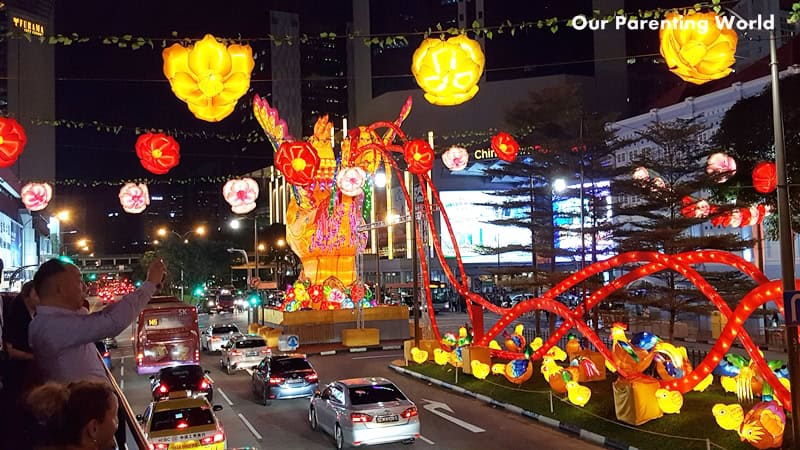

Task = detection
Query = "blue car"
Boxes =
[95,341,112,369]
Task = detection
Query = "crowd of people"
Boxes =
[0,258,166,449]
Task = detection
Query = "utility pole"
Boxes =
[411,175,420,348]
[769,29,800,444]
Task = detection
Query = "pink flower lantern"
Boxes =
[335,167,367,197]
[21,182,52,211]
[442,146,469,171]
[632,166,650,181]
[223,177,259,214]
[706,152,736,182]
[119,183,150,214]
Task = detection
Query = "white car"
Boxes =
[220,334,269,374]
[309,377,420,449]
[200,324,240,353]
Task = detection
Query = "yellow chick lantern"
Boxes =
[163,34,255,122]
[410,347,428,364]
[411,35,485,106]
[433,348,450,366]
[659,12,737,85]
[713,403,745,431]
[655,388,683,414]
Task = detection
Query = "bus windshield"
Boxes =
[142,309,196,331]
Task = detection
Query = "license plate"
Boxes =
[376,414,399,423]
[287,378,302,384]
[172,441,200,449]
[246,352,258,356]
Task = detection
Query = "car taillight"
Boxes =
[268,377,285,385]
[200,380,209,390]
[136,353,144,363]
[200,432,225,444]
[350,413,372,423]
[157,384,168,394]
[401,406,418,418]
[102,352,110,358]
[305,373,318,382]
[230,350,242,356]
[152,443,169,450]
[211,336,220,341]
[260,348,270,354]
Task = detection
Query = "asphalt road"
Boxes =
[108,309,599,450]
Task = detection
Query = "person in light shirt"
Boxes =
[29,258,166,384]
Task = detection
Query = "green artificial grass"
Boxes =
[405,362,794,450]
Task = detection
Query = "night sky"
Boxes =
[51,0,352,252]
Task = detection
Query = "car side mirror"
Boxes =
[212,405,224,412]
[313,390,321,398]
[135,414,143,422]
[148,375,154,380]
[204,370,211,375]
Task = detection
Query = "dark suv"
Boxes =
[150,364,213,402]
[251,354,319,406]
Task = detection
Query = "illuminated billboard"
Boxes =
[553,180,615,263]
[439,191,531,264]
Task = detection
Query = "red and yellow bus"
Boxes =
[135,296,200,375]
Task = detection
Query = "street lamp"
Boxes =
[229,213,265,285]
[275,239,286,289]
[156,226,207,299]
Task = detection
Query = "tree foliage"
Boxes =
[147,239,235,300]
[611,117,754,340]
[711,74,800,237]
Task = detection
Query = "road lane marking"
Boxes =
[205,374,215,383]
[419,435,435,445]
[352,354,403,360]
[238,413,263,441]
[120,364,124,377]
[421,399,485,433]
[382,345,402,350]
[245,368,253,376]
[349,347,368,353]
[120,379,125,391]
[217,388,234,406]
[320,350,337,356]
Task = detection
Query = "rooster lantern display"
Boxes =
[254,95,413,291]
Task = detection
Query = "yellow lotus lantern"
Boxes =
[411,35,485,106]
[659,12,737,85]
[163,34,255,122]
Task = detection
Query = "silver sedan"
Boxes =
[309,377,420,449]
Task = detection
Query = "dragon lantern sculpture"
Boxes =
[253,94,412,291]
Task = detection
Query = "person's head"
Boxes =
[33,259,86,310]
[19,280,40,310]
[26,381,119,450]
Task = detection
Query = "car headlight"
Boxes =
[207,301,215,306]
[444,302,449,309]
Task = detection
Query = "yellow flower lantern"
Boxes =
[659,12,737,85]
[162,34,255,122]
[411,35,485,106]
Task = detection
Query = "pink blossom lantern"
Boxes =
[335,167,367,197]
[706,152,737,182]
[632,166,649,181]
[21,182,52,211]
[223,177,259,214]
[442,146,469,171]
[119,183,150,214]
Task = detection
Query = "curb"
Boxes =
[389,364,638,450]
[302,344,404,357]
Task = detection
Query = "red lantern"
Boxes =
[752,161,777,194]
[21,182,52,211]
[275,141,319,186]
[403,139,434,174]
[491,132,519,162]
[0,118,27,168]
[135,133,180,175]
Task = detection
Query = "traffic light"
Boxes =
[248,293,261,307]
[193,286,205,297]
[87,273,97,281]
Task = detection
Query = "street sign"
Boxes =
[784,290,800,326]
